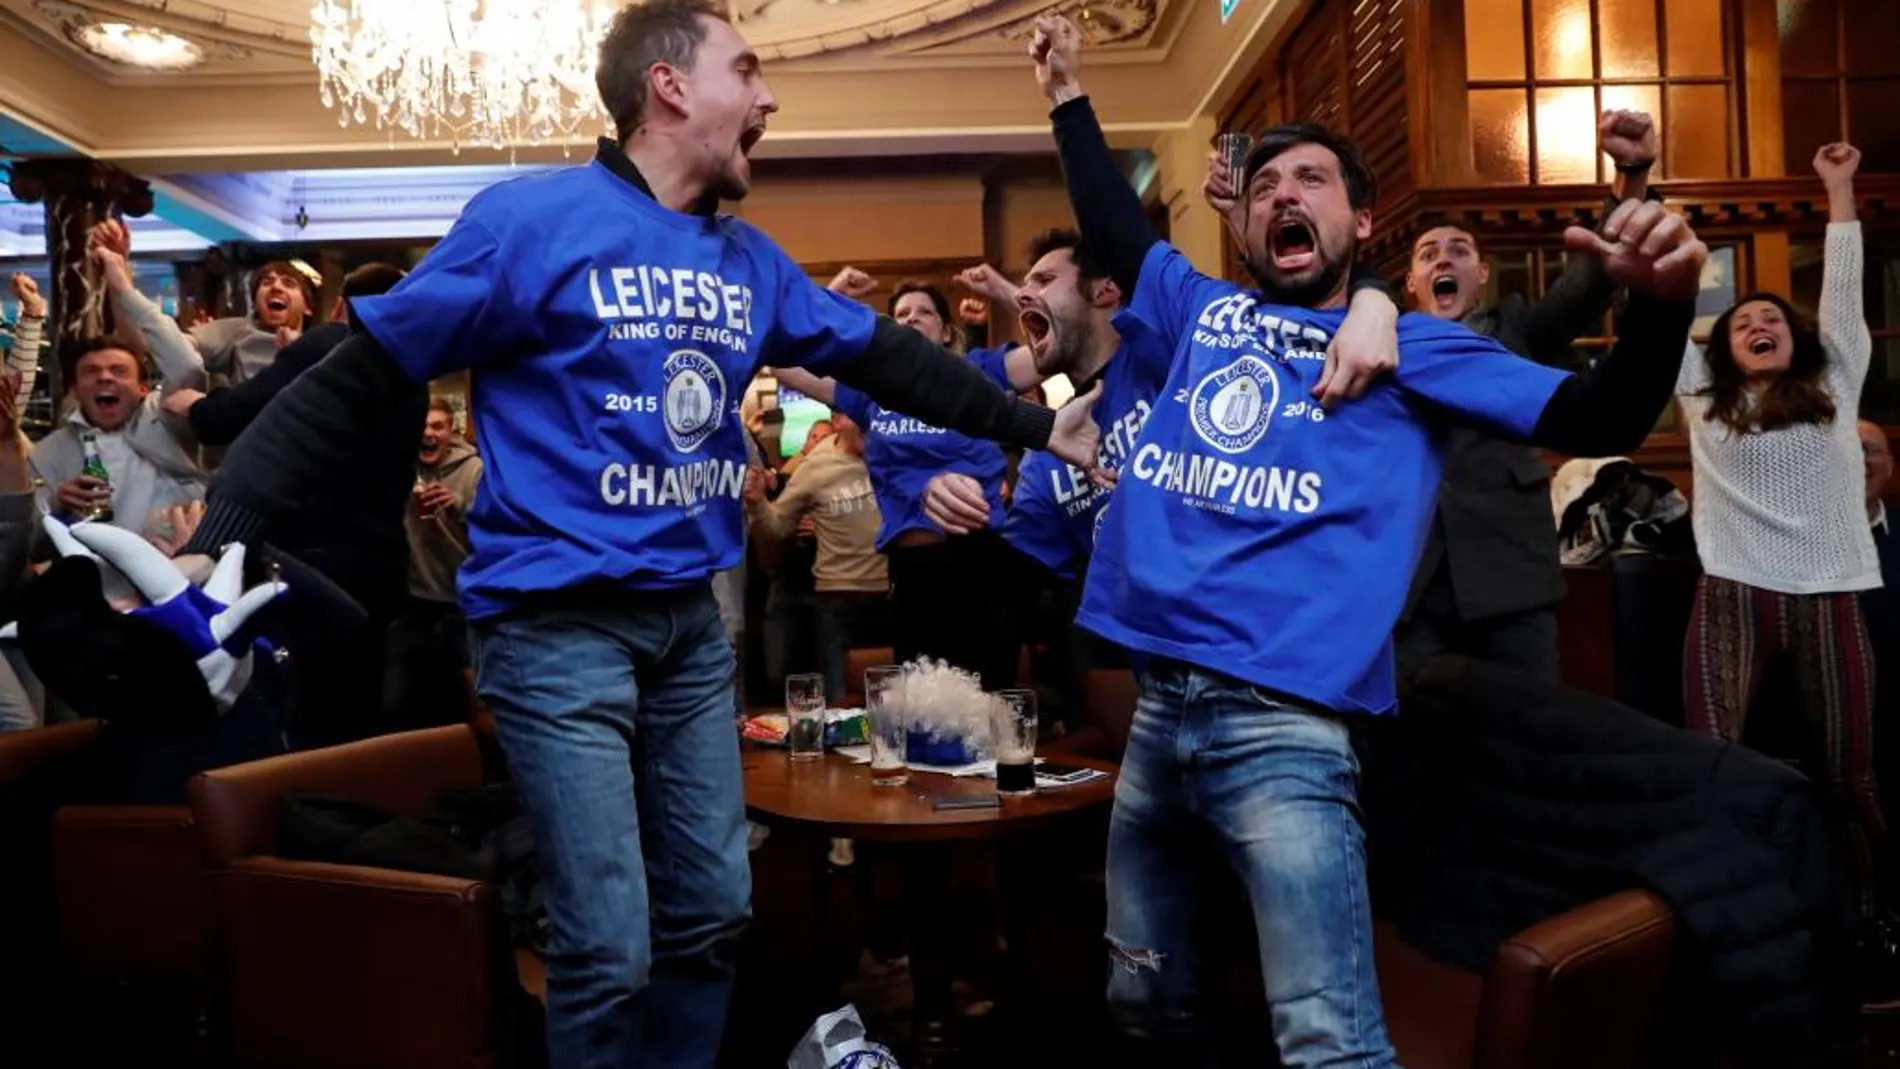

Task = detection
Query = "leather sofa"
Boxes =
[0,720,213,1059]
[1046,667,1678,1069]
[0,721,104,1024]
[189,725,510,1069]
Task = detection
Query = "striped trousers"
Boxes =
[1684,574,1886,915]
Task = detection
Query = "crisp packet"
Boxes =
[786,1005,900,1069]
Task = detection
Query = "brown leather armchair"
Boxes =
[0,722,105,1007]
[1376,889,1676,1069]
[0,720,210,986]
[53,801,207,985]
[189,725,507,1069]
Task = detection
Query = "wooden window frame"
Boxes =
[1463,0,1741,184]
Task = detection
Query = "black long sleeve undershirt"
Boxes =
[189,323,349,447]
[186,318,1053,556]
[829,317,1054,448]
[1049,92,1689,458]
[1522,290,1691,456]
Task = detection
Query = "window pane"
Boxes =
[1846,1,1900,77]
[1532,0,1595,79]
[1866,237,1900,334]
[1781,80,1841,176]
[1866,340,1900,426]
[1692,245,1739,342]
[1601,83,1664,177]
[1470,88,1532,183]
[1664,0,1726,76]
[1848,79,1900,174]
[1777,0,1838,78]
[1789,240,1824,319]
[1485,249,1535,307]
[1598,0,1659,77]
[1666,84,1730,178]
[1466,0,1527,81]
[1536,86,1601,182]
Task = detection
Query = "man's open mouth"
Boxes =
[92,393,123,415]
[1020,307,1052,355]
[1270,218,1316,271]
[1431,273,1460,309]
[740,123,766,155]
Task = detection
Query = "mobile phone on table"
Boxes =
[1035,762,1098,785]
[931,794,1001,811]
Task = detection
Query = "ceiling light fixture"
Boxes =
[70,21,205,71]
[309,0,610,156]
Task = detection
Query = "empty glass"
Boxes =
[785,673,826,762]
[991,689,1038,795]
[864,665,908,786]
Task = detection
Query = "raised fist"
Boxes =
[8,273,44,319]
[1030,15,1082,102]
[1814,142,1861,187]
[1598,109,1657,169]
[827,266,878,300]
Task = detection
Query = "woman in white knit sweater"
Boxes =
[1680,142,1885,917]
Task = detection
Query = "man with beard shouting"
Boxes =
[1031,14,1707,1067]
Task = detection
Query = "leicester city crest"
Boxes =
[1189,353,1279,455]
[663,349,726,453]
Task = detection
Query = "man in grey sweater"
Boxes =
[30,235,208,545]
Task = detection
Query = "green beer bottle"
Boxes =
[77,429,113,523]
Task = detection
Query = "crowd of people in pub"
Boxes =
[1,2,1896,1066]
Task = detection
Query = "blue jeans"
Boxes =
[1105,666,1398,1069]
[472,586,749,1069]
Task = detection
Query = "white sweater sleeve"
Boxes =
[6,314,41,413]
[1820,221,1871,391]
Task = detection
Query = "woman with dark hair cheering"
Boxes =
[1680,142,1888,923]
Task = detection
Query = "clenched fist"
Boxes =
[827,267,878,300]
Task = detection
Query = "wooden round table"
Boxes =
[742,747,1116,1065]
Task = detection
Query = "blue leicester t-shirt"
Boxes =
[1002,321,1167,578]
[1078,243,1570,716]
[831,347,1013,549]
[353,160,875,619]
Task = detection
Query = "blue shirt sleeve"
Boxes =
[762,241,877,376]
[1124,242,1220,355]
[1391,313,1571,440]
[353,211,517,382]
[1002,453,1078,580]
[967,346,1015,391]
[830,382,873,427]
[1107,309,1177,397]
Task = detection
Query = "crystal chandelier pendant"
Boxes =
[309,0,607,159]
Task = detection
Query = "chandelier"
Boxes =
[309,0,610,155]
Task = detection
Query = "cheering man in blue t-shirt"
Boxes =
[1030,16,1708,1068]
[176,4,1102,1066]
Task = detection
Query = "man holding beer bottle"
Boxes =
[30,238,208,541]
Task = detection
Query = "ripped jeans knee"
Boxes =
[1105,934,1203,1041]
